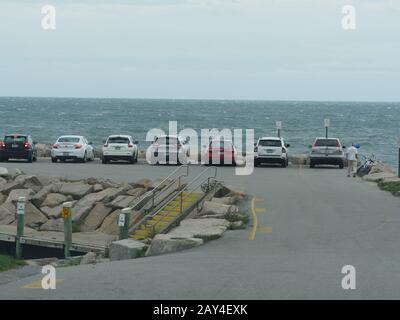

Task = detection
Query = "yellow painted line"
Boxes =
[259,226,273,234]
[248,196,258,241]
[21,279,64,289]
[255,208,266,213]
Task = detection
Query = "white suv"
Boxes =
[51,135,95,163]
[254,137,290,167]
[309,137,345,168]
[102,135,138,164]
[147,135,190,165]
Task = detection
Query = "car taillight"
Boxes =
[74,144,82,149]
[52,144,59,149]
[24,142,30,149]
[282,147,286,153]
[0,142,4,149]
[128,144,133,148]
[103,144,108,148]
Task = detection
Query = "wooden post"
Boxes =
[62,202,73,258]
[16,197,25,259]
[119,208,131,240]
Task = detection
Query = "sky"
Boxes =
[0,0,399,101]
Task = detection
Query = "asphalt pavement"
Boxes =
[0,159,399,299]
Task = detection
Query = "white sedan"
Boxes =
[51,135,95,163]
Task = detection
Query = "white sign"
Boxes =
[324,119,330,128]
[276,121,282,130]
[17,202,25,215]
[118,213,126,227]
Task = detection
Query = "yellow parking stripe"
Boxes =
[248,197,258,241]
[259,226,273,234]
[21,279,64,289]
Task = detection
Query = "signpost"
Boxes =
[16,197,25,259]
[324,119,330,138]
[119,208,131,240]
[276,121,282,138]
[62,202,73,258]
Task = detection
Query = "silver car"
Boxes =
[309,137,345,168]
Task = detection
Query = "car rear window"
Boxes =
[4,135,27,143]
[108,137,130,144]
[210,141,233,148]
[258,140,281,147]
[58,137,80,143]
[314,139,340,147]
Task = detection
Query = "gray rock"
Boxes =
[42,193,70,208]
[0,181,23,195]
[0,167,9,177]
[132,178,153,189]
[211,196,236,205]
[6,189,35,203]
[35,144,51,157]
[39,219,64,232]
[363,172,397,182]
[80,203,113,232]
[93,184,104,192]
[125,187,146,197]
[80,252,97,265]
[0,203,15,225]
[168,218,230,240]
[59,182,93,199]
[200,201,239,216]
[0,177,7,186]
[146,234,203,257]
[23,202,48,229]
[97,209,121,235]
[109,239,147,261]
[0,193,6,206]
[31,182,63,207]
[14,175,42,191]
[110,195,138,209]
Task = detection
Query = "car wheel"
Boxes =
[27,154,33,163]
[310,160,315,168]
[281,159,287,168]
[339,162,344,169]
[51,157,57,163]
[102,158,108,164]
[254,159,259,167]
[81,152,87,163]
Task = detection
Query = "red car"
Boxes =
[204,139,237,166]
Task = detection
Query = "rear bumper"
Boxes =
[255,155,286,163]
[51,149,85,159]
[103,155,133,161]
[0,150,32,159]
[310,156,344,165]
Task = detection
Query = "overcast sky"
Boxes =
[0,0,399,101]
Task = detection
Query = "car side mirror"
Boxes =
[286,144,290,148]
[342,146,346,149]
[89,142,93,145]
[134,140,138,144]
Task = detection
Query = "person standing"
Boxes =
[346,143,358,177]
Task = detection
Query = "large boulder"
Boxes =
[146,234,203,257]
[211,196,236,205]
[80,252,97,265]
[0,167,9,177]
[200,201,239,216]
[168,218,230,240]
[109,195,139,209]
[41,201,77,219]
[11,202,48,229]
[0,202,15,225]
[0,193,5,206]
[31,182,63,207]
[39,219,64,232]
[0,181,23,195]
[97,209,121,235]
[109,239,147,261]
[14,175,43,191]
[0,177,7,187]
[59,182,93,199]
[79,203,113,232]
[42,193,71,208]
[6,189,35,203]
[132,179,153,190]
[35,144,51,157]
[125,187,146,197]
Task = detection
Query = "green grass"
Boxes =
[378,181,400,195]
[0,254,25,272]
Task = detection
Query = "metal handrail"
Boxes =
[145,166,218,236]
[129,165,189,211]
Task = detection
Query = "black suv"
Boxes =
[0,134,37,163]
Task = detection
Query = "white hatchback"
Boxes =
[254,137,290,167]
[102,135,138,164]
[51,135,95,163]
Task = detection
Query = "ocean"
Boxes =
[0,97,399,168]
